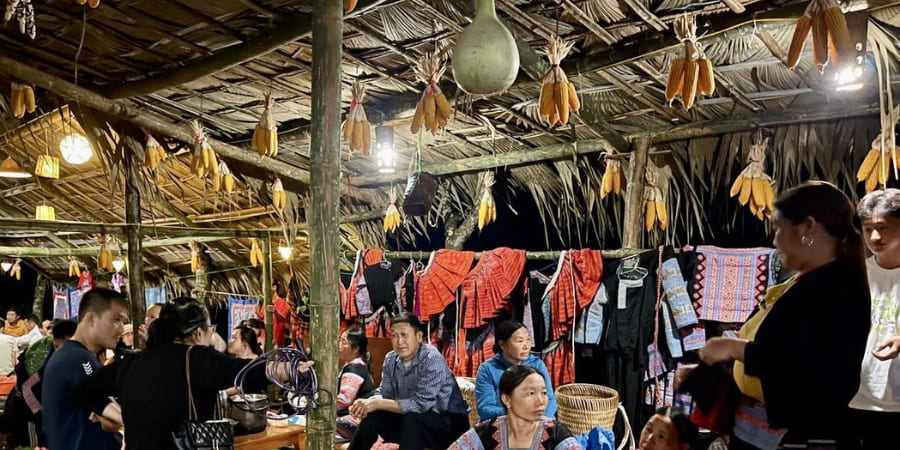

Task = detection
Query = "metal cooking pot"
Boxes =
[226,393,268,435]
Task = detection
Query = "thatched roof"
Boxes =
[0,0,898,294]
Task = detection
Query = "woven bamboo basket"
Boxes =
[456,377,479,427]
[555,383,619,434]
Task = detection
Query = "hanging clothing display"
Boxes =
[690,246,776,323]
[527,270,552,349]
[541,338,575,387]
[227,297,261,340]
[68,288,84,322]
[660,254,698,329]
[460,248,526,329]
[52,286,68,320]
[144,286,167,310]
[544,249,604,342]
[418,250,475,318]
[344,249,385,321]
[77,270,94,291]
[574,284,607,345]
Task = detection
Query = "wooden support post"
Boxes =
[194,248,211,306]
[262,233,274,352]
[623,136,650,249]
[32,273,46,319]
[307,0,343,446]
[125,134,146,327]
[445,210,479,250]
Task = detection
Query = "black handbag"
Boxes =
[172,346,235,450]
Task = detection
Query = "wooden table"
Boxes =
[235,424,306,450]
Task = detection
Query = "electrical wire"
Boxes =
[232,347,332,415]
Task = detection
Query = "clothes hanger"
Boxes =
[617,254,648,281]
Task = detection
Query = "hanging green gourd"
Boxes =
[452,0,520,95]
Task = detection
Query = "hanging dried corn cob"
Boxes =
[271,178,287,214]
[477,172,497,230]
[642,165,668,231]
[344,80,371,155]
[68,257,82,278]
[787,2,816,69]
[144,133,166,171]
[189,241,201,273]
[697,48,716,97]
[383,189,402,233]
[218,161,236,195]
[6,0,35,39]
[667,14,702,110]
[9,259,21,280]
[538,36,578,127]
[729,138,776,220]
[856,134,897,193]
[76,0,100,7]
[600,152,627,198]
[9,82,34,119]
[410,52,452,134]
[249,238,264,268]
[97,237,114,272]
[189,120,218,179]
[819,0,852,68]
[252,93,278,157]
[343,0,357,12]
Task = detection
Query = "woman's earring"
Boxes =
[801,235,814,247]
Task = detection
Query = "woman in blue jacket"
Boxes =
[475,320,557,421]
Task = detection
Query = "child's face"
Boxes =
[638,414,681,450]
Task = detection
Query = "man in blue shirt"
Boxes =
[348,312,469,449]
[43,288,128,450]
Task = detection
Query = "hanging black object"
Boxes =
[402,172,438,216]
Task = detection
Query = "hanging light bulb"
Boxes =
[0,261,11,273]
[278,245,293,260]
[375,126,396,174]
[112,256,126,273]
[0,157,31,178]
[59,133,92,165]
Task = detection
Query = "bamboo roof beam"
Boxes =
[350,101,881,186]
[100,0,389,99]
[0,168,106,198]
[0,236,231,258]
[621,0,668,32]
[0,217,264,239]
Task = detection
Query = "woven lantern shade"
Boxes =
[34,155,60,179]
[35,205,55,221]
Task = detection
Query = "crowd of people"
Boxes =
[0,182,895,450]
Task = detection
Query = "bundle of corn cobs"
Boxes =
[383,189,401,233]
[344,80,371,155]
[4,0,36,39]
[68,257,82,278]
[666,14,714,110]
[144,134,166,171]
[410,52,452,134]
[539,36,580,127]
[74,0,100,7]
[97,246,114,272]
[190,121,219,179]
[857,134,898,193]
[214,161,236,194]
[600,152,626,198]
[643,165,669,231]
[8,259,21,280]
[252,93,278,157]
[477,172,497,230]
[190,241,202,273]
[730,138,776,220]
[271,178,287,214]
[344,0,356,12]
[249,239,265,267]
[786,0,852,71]
[8,82,36,119]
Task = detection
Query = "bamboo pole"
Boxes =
[0,217,264,239]
[32,273,46,319]
[0,236,233,257]
[366,248,648,261]
[125,134,146,327]
[623,136,650,249]
[262,232,274,352]
[307,0,342,445]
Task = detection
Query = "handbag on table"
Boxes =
[172,345,235,450]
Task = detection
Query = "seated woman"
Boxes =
[336,328,376,441]
[637,407,697,450]
[450,365,581,450]
[228,325,263,359]
[476,320,557,421]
